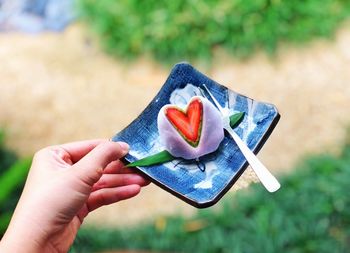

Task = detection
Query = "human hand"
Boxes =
[0,140,149,253]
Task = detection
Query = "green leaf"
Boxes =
[0,158,31,205]
[0,211,13,235]
[0,129,4,146]
[127,150,175,167]
[230,112,245,129]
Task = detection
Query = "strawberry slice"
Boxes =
[165,98,203,147]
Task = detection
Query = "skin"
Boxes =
[0,140,149,253]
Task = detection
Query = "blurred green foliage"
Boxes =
[0,131,17,171]
[73,140,350,252]
[0,130,31,236]
[78,0,350,62]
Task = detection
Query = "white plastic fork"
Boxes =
[202,84,280,193]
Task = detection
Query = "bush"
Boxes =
[0,130,17,171]
[78,0,350,62]
[73,141,350,252]
[0,130,31,236]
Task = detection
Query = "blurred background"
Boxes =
[1,0,350,252]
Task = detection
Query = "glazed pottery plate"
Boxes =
[112,63,280,208]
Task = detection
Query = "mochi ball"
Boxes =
[157,96,224,159]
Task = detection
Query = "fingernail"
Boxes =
[119,142,129,153]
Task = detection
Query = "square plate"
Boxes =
[112,63,280,208]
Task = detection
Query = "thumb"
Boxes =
[72,141,129,187]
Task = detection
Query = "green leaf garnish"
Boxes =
[229,112,245,129]
[127,112,245,167]
[127,150,175,167]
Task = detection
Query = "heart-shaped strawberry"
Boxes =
[158,96,224,160]
[165,98,203,147]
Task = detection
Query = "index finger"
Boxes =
[59,139,107,163]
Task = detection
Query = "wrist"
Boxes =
[1,228,45,253]
[1,214,51,253]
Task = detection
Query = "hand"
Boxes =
[0,140,149,253]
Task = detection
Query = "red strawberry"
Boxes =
[165,98,202,147]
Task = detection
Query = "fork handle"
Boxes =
[225,127,281,192]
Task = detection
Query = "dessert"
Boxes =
[157,96,224,159]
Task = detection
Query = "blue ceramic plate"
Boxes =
[112,63,280,208]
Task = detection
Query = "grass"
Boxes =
[72,137,350,252]
[78,0,350,63]
[0,130,31,236]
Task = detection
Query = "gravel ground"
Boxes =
[0,24,349,227]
